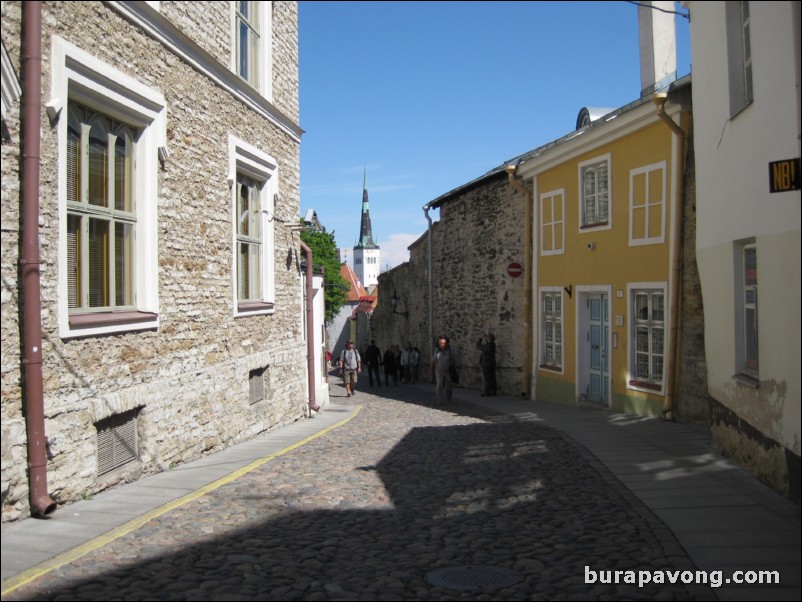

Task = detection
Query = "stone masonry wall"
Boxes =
[1,1,304,522]
[373,173,528,395]
[674,114,711,424]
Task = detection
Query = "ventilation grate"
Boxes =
[96,408,138,476]
[249,366,266,403]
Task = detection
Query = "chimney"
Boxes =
[638,1,677,97]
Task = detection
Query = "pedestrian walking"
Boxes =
[430,336,459,404]
[410,346,421,384]
[365,340,382,387]
[478,333,497,396]
[383,345,397,386]
[339,340,361,397]
[400,342,412,383]
[394,344,403,385]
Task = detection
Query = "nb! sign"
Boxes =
[769,158,800,193]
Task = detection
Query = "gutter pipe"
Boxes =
[504,165,533,398]
[423,203,434,360]
[652,92,686,420]
[300,241,320,414]
[21,0,57,517]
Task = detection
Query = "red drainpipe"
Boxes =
[21,0,57,517]
[300,241,320,413]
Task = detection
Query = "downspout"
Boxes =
[300,241,320,413]
[652,92,686,420]
[504,165,533,398]
[21,1,57,517]
[423,203,434,359]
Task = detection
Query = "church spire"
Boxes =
[355,167,379,250]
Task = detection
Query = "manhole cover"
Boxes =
[425,565,523,591]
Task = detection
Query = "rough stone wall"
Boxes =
[673,114,712,424]
[271,1,300,123]
[160,1,230,66]
[373,173,527,394]
[1,1,304,522]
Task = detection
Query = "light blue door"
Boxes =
[588,294,609,404]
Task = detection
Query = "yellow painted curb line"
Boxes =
[1,406,361,596]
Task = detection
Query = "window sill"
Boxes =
[629,379,662,392]
[732,373,759,388]
[539,364,563,373]
[237,301,276,314]
[69,311,158,329]
[580,221,609,230]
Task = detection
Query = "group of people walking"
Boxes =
[363,341,421,387]
[334,333,497,405]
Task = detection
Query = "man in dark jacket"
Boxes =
[478,333,497,396]
[365,340,382,387]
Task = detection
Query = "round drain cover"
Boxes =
[425,565,523,591]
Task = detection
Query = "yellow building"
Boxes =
[515,78,692,418]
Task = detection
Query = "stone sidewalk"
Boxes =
[1,379,799,600]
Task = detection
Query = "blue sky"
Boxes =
[298,1,691,269]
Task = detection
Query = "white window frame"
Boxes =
[578,153,612,231]
[735,241,758,380]
[540,188,565,256]
[539,287,564,373]
[231,1,273,102]
[228,135,277,316]
[52,37,165,339]
[628,161,666,246]
[726,1,753,117]
[627,283,667,394]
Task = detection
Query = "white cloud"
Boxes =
[378,232,421,270]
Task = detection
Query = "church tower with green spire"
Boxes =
[353,168,381,288]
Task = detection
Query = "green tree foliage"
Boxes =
[300,227,348,322]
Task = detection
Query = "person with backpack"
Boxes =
[339,340,361,397]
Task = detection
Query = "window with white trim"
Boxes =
[726,1,753,117]
[629,161,666,245]
[52,37,165,338]
[540,189,565,255]
[229,136,276,314]
[578,154,611,229]
[540,289,563,370]
[67,103,137,312]
[630,288,665,390]
[738,242,758,379]
[233,1,273,100]
[236,175,263,302]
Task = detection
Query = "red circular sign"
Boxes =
[507,262,523,278]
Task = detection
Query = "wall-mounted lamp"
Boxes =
[564,285,572,298]
[391,291,409,319]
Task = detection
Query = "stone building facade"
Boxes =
[1,1,307,522]
[373,171,529,396]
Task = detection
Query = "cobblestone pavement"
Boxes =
[4,383,714,601]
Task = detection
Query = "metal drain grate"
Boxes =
[425,565,523,591]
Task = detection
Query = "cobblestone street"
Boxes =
[3,381,715,601]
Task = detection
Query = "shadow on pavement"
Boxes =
[5,391,711,601]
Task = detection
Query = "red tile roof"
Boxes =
[340,263,368,301]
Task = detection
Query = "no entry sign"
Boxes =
[507,262,523,278]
